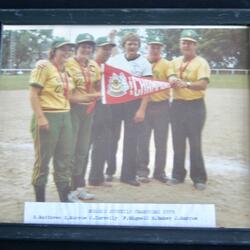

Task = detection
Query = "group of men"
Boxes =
[30,28,210,203]
[84,29,210,195]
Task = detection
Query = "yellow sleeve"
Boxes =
[29,63,49,88]
[167,60,177,78]
[197,59,210,81]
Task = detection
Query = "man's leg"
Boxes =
[153,101,170,180]
[187,99,207,184]
[106,104,123,177]
[89,102,107,185]
[121,101,140,184]
[170,100,187,182]
[136,106,152,178]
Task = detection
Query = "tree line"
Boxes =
[1,28,249,69]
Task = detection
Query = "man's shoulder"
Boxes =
[195,56,209,65]
[107,54,125,65]
[171,56,182,63]
[158,58,170,65]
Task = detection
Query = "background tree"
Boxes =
[145,28,249,69]
[2,29,53,69]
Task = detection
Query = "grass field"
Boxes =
[0,73,249,90]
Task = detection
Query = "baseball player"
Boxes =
[167,30,210,190]
[88,36,116,186]
[30,37,74,202]
[66,33,101,201]
[137,37,171,183]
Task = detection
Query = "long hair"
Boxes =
[121,33,141,47]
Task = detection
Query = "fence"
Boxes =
[0,68,250,75]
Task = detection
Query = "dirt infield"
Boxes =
[0,88,249,227]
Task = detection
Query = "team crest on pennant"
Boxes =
[107,73,129,97]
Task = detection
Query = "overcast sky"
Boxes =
[3,25,247,42]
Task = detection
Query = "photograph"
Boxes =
[0,24,249,228]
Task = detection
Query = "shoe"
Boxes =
[106,175,113,182]
[67,190,83,203]
[137,176,150,183]
[154,176,169,183]
[166,178,184,186]
[121,179,140,186]
[194,182,206,190]
[76,188,95,200]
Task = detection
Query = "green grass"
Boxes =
[210,73,249,89]
[0,74,30,90]
[0,73,249,90]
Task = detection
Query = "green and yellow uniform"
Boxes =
[30,60,73,111]
[30,60,74,202]
[168,54,210,185]
[150,58,171,102]
[137,57,171,180]
[66,57,100,100]
[169,55,210,100]
[66,57,100,190]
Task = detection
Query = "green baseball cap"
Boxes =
[51,37,75,49]
[147,37,164,45]
[96,36,116,47]
[180,29,199,42]
[75,33,95,45]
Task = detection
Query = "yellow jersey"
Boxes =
[65,57,101,97]
[29,60,74,112]
[149,58,171,102]
[168,55,210,100]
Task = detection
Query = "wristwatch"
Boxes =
[186,81,192,88]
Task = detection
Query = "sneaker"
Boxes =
[106,175,113,182]
[76,188,95,200]
[67,190,82,203]
[166,178,184,186]
[194,182,206,190]
[137,176,150,183]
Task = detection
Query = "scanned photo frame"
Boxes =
[0,9,249,245]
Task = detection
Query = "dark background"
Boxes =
[0,0,249,9]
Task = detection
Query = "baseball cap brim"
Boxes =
[148,41,164,45]
[77,39,96,45]
[180,37,197,42]
[54,42,75,49]
[97,42,116,47]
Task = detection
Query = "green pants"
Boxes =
[70,104,93,189]
[32,112,73,193]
